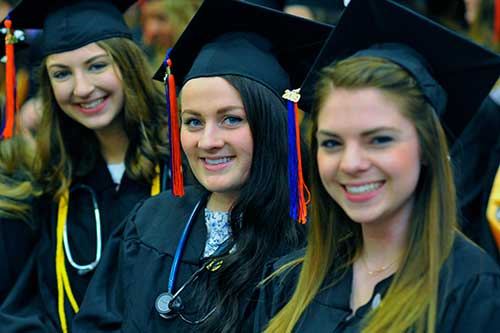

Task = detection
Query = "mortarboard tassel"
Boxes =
[1,17,17,140]
[283,89,309,224]
[495,0,500,44]
[164,54,184,197]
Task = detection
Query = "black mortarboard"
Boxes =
[300,0,500,143]
[153,0,333,223]
[153,0,332,100]
[2,0,135,57]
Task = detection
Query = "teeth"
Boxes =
[205,157,231,165]
[345,182,382,194]
[80,98,104,109]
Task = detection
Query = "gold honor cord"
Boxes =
[487,165,500,252]
[56,166,161,333]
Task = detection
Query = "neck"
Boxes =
[360,207,412,267]
[94,118,129,164]
[207,192,238,212]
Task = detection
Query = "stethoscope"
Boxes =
[63,184,102,275]
[155,192,230,324]
[59,163,167,275]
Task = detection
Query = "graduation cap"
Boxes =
[2,0,135,57]
[153,0,333,222]
[300,0,500,143]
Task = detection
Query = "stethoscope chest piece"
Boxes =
[156,292,183,319]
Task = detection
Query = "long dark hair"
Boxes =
[195,75,306,332]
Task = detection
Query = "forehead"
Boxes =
[45,42,107,66]
[180,76,244,112]
[317,87,413,131]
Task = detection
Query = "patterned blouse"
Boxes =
[203,208,232,258]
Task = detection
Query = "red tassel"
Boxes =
[293,102,309,224]
[2,18,16,139]
[494,0,500,44]
[166,59,184,197]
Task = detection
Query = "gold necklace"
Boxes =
[360,255,400,276]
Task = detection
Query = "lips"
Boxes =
[204,157,233,165]
[80,98,105,109]
[344,181,383,194]
[75,97,108,114]
[340,181,385,203]
[201,156,234,171]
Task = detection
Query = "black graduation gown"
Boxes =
[0,156,161,332]
[73,185,258,333]
[255,234,500,333]
[452,96,500,263]
[0,217,37,303]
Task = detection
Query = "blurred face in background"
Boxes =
[141,0,177,48]
[464,0,480,24]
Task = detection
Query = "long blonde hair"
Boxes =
[265,57,457,333]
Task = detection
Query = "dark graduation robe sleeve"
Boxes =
[73,185,208,333]
[70,204,136,333]
[438,273,500,332]
[0,217,37,303]
[436,235,500,332]
[452,96,500,263]
[253,249,304,333]
[0,243,57,333]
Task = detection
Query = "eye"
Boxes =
[50,70,71,80]
[89,62,109,72]
[371,135,393,145]
[223,115,243,126]
[319,139,341,149]
[182,117,203,128]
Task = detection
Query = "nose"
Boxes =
[339,143,370,174]
[143,19,160,45]
[72,71,95,98]
[197,124,224,151]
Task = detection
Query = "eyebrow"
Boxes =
[181,106,245,117]
[47,53,110,69]
[317,126,401,137]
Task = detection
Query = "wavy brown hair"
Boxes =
[34,37,168,199]
[0,134,39,222]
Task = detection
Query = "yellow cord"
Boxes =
[487,165,500,251]
[55,165,161,332]
[56,189,71,333]
[151,164,161,196]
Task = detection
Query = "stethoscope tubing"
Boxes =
[168,193,209,293]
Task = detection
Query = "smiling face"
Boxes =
[45,42,125,133]
[180,76,254,203]
[316,87,421,227]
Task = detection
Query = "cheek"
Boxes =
[316,152,337,185]
[384,146,421,180]
[50,82,70,105]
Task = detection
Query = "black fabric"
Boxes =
[72,185,271,332]
[152,0,333,103]
[255,234,500,332]
[452,96,500,264]
[300,0,500,143]
[0,217,37,303]
[351,43,447,116]
[0,156,164,332]
[2,0,135,57]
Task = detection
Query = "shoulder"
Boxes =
[122,185,208,250]
[261,248,305,296]
[440,233,500,294]
[436,234,500,332]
